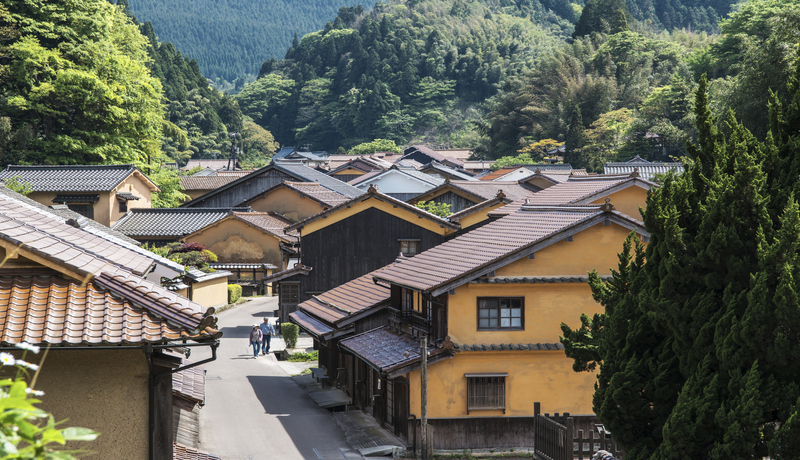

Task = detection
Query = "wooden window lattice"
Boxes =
[467,376,505,413]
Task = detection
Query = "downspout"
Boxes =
[142,340,219,460]
[143,343,156,460]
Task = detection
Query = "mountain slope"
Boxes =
[128,0,364,84]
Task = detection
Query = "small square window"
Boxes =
[119,200,127,213]
[400,240,419,256]
[477,297,523,330]
[466,374,506,412]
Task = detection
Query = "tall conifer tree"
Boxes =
[562,58,800,458]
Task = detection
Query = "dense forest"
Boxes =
[237,0,756,163]
[127,0,364,86]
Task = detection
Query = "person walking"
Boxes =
[249,325,262,358]
[260,317,275,355]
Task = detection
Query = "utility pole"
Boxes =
[421,336,428,460]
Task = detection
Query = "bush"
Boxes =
[287,351,318,362]
[282,323,299,348]
[227,284,242,304]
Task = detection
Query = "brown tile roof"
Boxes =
[0,194,155,277]
[285,186,460,233]
[433,149,473,161]
[297,271,391,326]
[181,159,240,171]
[261,264,312,283]
[447,196,510,224]
[445,181,535,203]
[229,212,299,243]
[180,175,243,191]
[489,176,648,217]
[174,443,220,460]
[173,361,205,404]
[0,273,219,345]
[373,205,647,296]
[288,311,334,338]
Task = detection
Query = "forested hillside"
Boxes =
[482,0,799,170]
[237,1,561,151]
[237,0,742,155]
[127,0,364,86]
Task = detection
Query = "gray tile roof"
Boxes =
[0,189,183,273]
[457,342,564,351]
[273,163,363,197]
[0,192,156,277]
[112,208,251,238]
[338,326,439,373]
[0,165,158,192]
[603,163,684,180]
[420,162,476,181]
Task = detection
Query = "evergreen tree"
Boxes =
[562,62,800,458]
[572,0,630,38]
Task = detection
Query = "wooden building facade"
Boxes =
[269,187,458,323]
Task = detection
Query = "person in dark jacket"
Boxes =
[249,325,262,358]
[259,317,275,355]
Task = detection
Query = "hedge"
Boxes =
[227,284,242,304]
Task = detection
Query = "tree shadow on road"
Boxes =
[246,375,351,459]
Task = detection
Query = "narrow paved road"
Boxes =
[194,296,362,460]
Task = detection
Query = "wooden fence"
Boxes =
[534,402,625,460]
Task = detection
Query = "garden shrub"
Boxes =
[227,284,242,304]
[282,323,299,348]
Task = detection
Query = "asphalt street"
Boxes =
[195,296,364,460]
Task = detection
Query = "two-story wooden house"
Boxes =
[265,185,460,323]
[334,201,649,449]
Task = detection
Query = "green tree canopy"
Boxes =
[0,0,164,165]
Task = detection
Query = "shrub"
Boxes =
[227,284,242,304]
[282,323,299,348]
[287,351,318,362]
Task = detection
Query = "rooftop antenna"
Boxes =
[228,133,240,171]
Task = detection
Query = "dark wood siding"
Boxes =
[430,191,479,214]
[298,206,445,297]
[183,169,293,208]
[413,417,536,450]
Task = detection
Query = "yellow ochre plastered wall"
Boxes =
[192,276,228,308]
[301,197,455,236]
[109,175,153,226]
[26,174,153,227]
[35,350,149,460]
[588,184,648,220]
[454,202,507,230]
[409,351,597,418]
[186,218,284,266]
[247,187,326,222]
[495,222,637,278]
[332,167,366,177]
